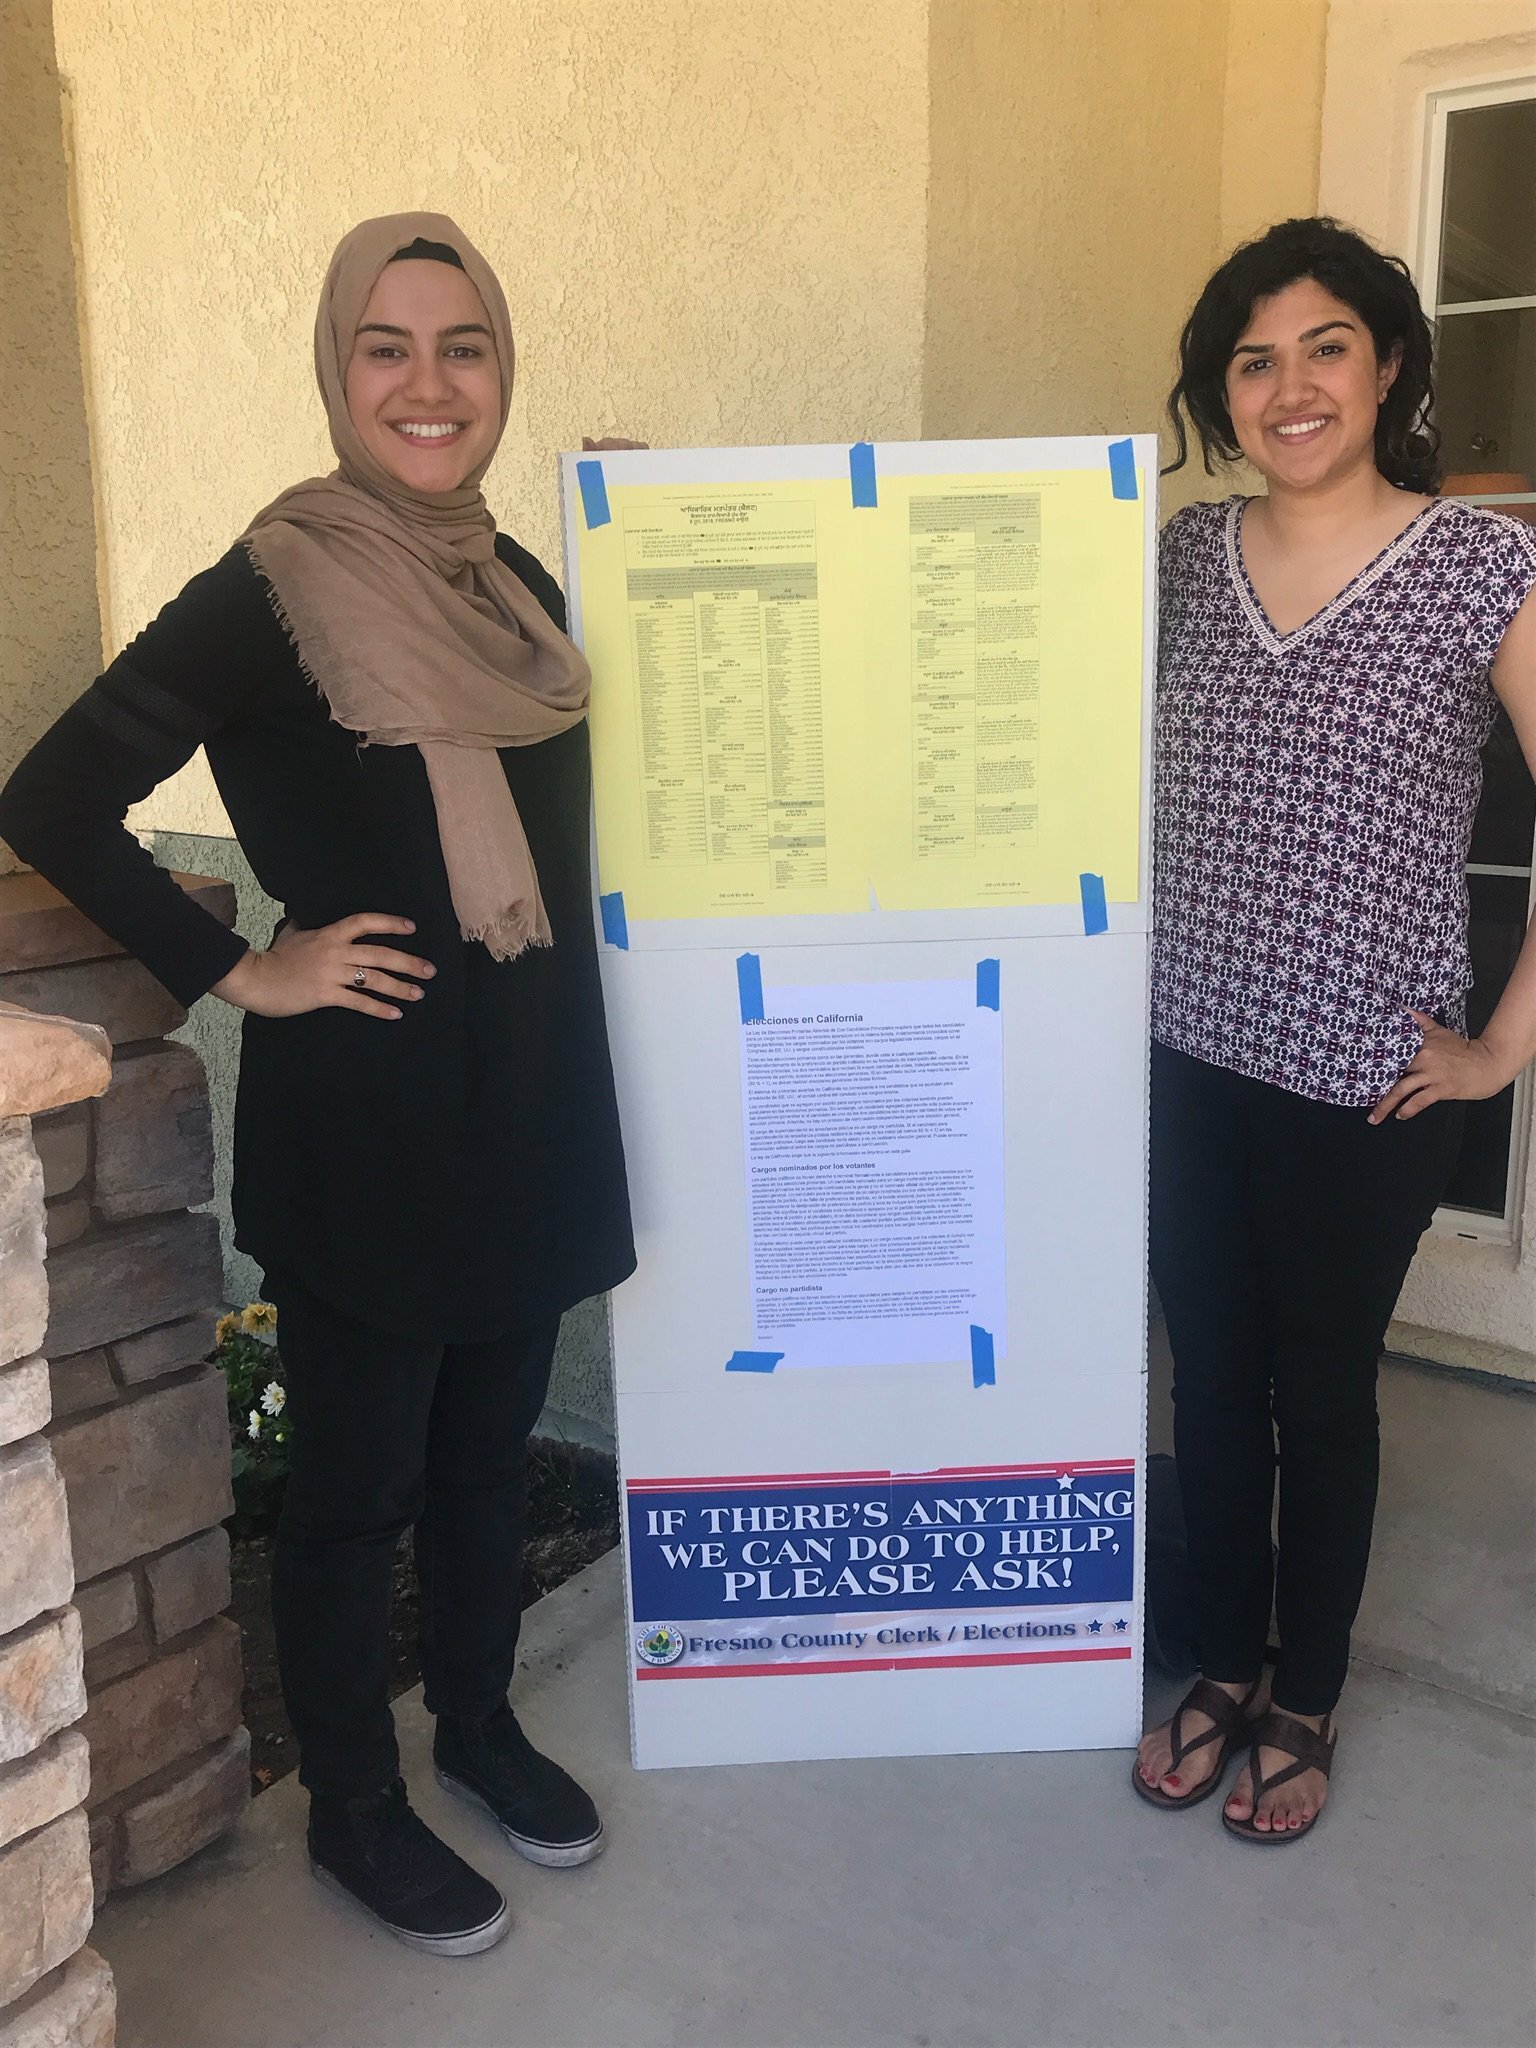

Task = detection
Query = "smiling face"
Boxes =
[343,259,502,492]
[1223,276,1400,495]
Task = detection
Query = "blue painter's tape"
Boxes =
[970,1325,996,1389]
[976,957,1000,1011]
[736,952,765,1023]
[1107,438,1138,501]
[849,441,878,508]
[1080,872,1108,936]
[726,1350,784,1373]
[599,891,628,949]
[577,458,611,528]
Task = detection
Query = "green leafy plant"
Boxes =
[216,1303,290,1533]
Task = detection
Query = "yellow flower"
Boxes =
[240,1302,278,1336]
[215,1312,239,1347]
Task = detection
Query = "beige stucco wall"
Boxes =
[51,0,930,841]
[923,0,1326,505]
[923,0,1230,482]
[1321,0,1536,1377]
[0,0,103,870]
[1218,0,1328,249]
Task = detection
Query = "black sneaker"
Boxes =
[434,1703,605,1868]
[308,1779,510,1956]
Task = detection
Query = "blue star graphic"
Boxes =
[1113,1618,1128,1634]
[1087,1618,1103,1635]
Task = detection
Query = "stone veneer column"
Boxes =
[0,1000,114,2046]
[0,874,248,1912]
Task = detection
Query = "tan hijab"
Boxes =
[244,212,589,960]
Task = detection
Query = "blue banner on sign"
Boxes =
[627,1467,1135,1623]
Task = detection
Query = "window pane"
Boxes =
[1442,870,1530,1215]
[1435,307,1536,490]
[1469,706,1536,868]
[1446,1083,1519,1216]
[1438,99,1536,301]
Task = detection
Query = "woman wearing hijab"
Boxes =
[0,214,636,1955]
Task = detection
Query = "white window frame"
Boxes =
[1414,73,1536,1247]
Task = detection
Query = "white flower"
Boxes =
[260,1382,286,1416]
[247,1410,262,1439]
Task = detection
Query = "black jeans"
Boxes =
[1149,1042,1462,1716]
[266,1274,561,1797]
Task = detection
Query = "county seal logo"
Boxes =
[636,1623,686,1667]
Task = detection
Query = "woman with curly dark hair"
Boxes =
[1133,219,1536,1842]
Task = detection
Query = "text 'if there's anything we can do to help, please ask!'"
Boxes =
[627,1462,1136,1678]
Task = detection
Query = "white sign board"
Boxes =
[561,436,1155,1768]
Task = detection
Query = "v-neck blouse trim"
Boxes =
[1223,494,1452,656]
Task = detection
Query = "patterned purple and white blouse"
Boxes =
[1153,495,1536,1106]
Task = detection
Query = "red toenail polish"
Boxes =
[1165,1776,1180,1788]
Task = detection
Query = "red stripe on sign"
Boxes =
[626,1461,1134,1493]
[636,1646,1133,1680]
[626,1470,891,1493]
[923,1460,1135,1477]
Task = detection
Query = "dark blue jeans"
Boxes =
[267,1273,560,1797]
[1149,1043,1462,1716]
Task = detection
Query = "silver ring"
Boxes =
[352,969,367,990]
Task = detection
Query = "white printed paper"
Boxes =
[741,977,1005,1367]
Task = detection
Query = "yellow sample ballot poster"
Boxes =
[576,480,869,920]
[864,469,1144,912]
[573,447,1146,923]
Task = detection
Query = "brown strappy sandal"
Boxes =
[1221,1709,1337,1844]
[1130,1673,1266,1811]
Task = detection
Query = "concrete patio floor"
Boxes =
[94,1358,1535,2048]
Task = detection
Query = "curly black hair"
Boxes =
[1164,217,1441,493]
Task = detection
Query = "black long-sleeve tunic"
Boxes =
[0,536,635,1341]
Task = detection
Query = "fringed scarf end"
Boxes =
[464,909,552,962]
